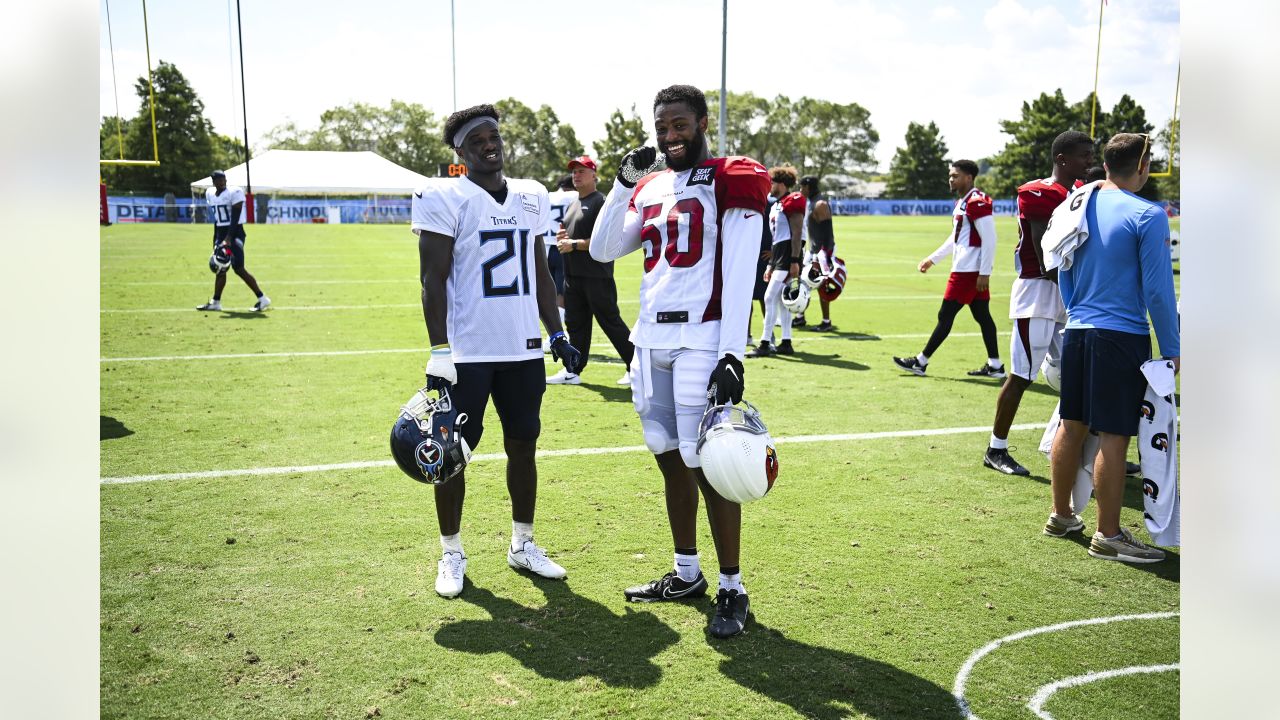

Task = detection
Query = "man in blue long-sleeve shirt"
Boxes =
[1045,132,1180,564]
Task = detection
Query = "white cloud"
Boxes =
[932,6,959,22]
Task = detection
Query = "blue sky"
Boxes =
[99,0,1180,170]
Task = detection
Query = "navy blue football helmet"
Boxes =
[209,243,234,274]
[390,384,471,485]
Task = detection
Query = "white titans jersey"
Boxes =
[546,189,577,235]
[590,156,770,359]
[206,185,247,226]
[411,176,553,363]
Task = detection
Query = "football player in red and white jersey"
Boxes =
[591,84,769,639]
[983,131,1094,476]
[893,160,1003,378]
[749,165,805,357]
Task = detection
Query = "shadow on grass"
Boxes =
[930,375,1060,398]
[576,381,631,403]
[1055,531,1181,582]
[773,351,871,372]
[434,579,677,689]
[100,415,134,440]
[708,619,958,719]
[217,311,269,320]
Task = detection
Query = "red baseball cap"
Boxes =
[567,155,597,171]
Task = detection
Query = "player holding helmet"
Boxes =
[591,84,770,638]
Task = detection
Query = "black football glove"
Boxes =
[549,332,582,374]
[616,146,660,188]
[707,354,745,405]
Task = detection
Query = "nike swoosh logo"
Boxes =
[662,585,695,599]
[744,213,757,219]
[414,191,422,198]
[1029,190,1042,196]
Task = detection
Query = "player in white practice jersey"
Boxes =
[411,104,582,599]
[591,85,770,639]
[196,170,270,312]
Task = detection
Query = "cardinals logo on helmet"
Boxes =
[764,445,779,486]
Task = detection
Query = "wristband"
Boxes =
[549,331,566,344]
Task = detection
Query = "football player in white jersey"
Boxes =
[411,104,582,598]
[748,165,805,357]
[196,170,270,312]
[591,85,770,638]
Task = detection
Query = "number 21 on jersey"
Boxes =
[479,228,532,298]
[639,198,704,273]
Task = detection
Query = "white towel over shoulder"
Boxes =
[1041,180,1103,272]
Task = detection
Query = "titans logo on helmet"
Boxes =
[415,440,445,482]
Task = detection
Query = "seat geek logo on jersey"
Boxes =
[688,166,716,186]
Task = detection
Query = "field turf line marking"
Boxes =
[952,611,1180,719]
[102,333,986,362]
[99,422,1047,485]
[100,297,1001,313]
[1027,664,1179,720]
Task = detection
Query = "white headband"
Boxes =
[452,116,499,149]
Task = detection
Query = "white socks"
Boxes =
[512,521,534,551]
[719,572,745,594]
[917,353,930,366]
[441,533,464,556]
[989,434,1008,450]
[989,358,1004,369]
[674,552,700,582]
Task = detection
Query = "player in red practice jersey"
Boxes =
[749,165,806,357]
[983,131,1094,476]
[591,84,770,639]
[893,160,1003,378]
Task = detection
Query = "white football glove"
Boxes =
[425,346,457,390]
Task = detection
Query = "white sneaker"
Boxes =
[252,295,271,312]
[196,299,222,311]
[547,368,580,385]
[507,540,567,579]
[435,551,467,597]
[616,369,632,385]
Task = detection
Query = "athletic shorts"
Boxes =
[213,227,247,270]
[1009,318,1064,381]
[769,242,791,272]
[546,244,565,296]
[630,347,718,469]
[451,359,546,450]
[1059,328,1151,437]
[943,271,991,305]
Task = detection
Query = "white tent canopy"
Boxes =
[190,150,431,195]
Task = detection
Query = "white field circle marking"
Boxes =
[99,421,1045,485]
[1027,663,1179,720]
[952,611,1180,719]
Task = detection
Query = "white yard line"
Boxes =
[1027,664,1179,720]
[100,421,1046,485]
[952,612,1181,720]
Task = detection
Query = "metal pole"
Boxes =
[451,0,457,112]
[236,0,253,216]
[719,0,727,157]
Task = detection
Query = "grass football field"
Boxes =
[100,216,1180,720]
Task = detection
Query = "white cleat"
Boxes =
[435,551,467,598]
[195,299,222,311]
[252,295,271,312]
[547,369,581,385]
[507,540,567,579]
[616,369,633,386]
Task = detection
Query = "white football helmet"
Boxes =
[696,400,779,504]
[1041,355,1061,392]
[781,277,810,314]
[800,261,825,289]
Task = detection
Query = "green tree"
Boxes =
[705,90,773,161]
[212,133,245,174]
[493,98,582,187]
[1152,118,1179,202]
[883,121,951,199]
[593,105,650,194]
[264,101,452,176]
[790,97,879,183]
[100,60,220,195]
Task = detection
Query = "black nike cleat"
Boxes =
[747,341,776,358]
[809,319,834,332]
[893,355,927,376]
[776,339,795,355]
[984,447,1031,476]
[624,571,708,603]
[709,588,750,638]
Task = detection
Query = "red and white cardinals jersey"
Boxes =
[591,156,770,360]
[769,191,806,246]
[1015,178,1072,279]
[925,187,996,275]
